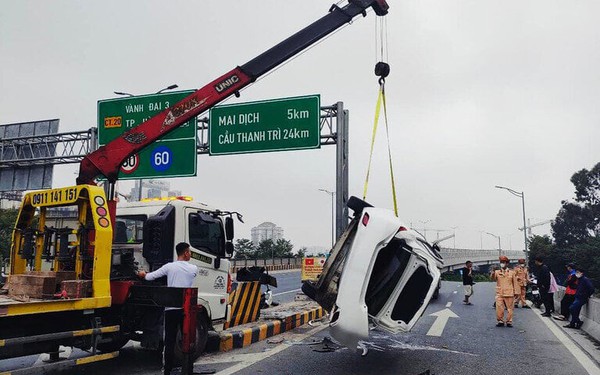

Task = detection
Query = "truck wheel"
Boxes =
[173,315,209,365]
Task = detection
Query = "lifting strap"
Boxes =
[362,68,398,217]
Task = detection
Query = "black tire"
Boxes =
[173,314,209,365]
[347,196,373,216]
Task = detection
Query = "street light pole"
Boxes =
[450,226,458,249]
[495,185,528,263]
[319,189,335,247]
[113,91,134,97]
[156,84,178,94]
[418,220,430,241]
[484,231,501,257]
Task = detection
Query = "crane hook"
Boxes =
[374,61,390,85]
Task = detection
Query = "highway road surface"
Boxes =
[4,277,600,375]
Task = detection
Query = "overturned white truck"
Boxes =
[302,197,443,349]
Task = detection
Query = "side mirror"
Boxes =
[225,217,234,241]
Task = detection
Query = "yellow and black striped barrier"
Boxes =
[224,281,262,329]
[219,306,324,351]
[0,325,119,348]
[0,351,118,375]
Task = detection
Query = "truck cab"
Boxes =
[112,197,234,322]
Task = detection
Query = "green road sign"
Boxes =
[98,90,197,180]
[209,95,320,155]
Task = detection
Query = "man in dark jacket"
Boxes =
[534,256,553,317]
[565,266,595,329]
[462,261,474,305]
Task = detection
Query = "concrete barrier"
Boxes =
[553,288,600,342]
[230,264,299,274]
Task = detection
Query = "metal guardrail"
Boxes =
[231,257,303,268]
[231,249,525,271]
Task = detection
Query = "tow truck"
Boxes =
[0,0,389,372]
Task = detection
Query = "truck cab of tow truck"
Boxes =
[112,196,234,323]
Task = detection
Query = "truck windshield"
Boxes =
[114,215,146,243]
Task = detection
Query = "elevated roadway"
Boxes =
[438,248,526,271]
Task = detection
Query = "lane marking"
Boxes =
[272,288,301,297]
[426,308,459,337]
[453,291,457,294]
[204,324,328,375]
[530,302,600,375]
[446,302,452,308]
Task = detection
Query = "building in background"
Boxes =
[251,222,284,245]
[129,179,174,200]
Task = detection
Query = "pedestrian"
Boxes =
[462,261,475,305]
[564,266,595,329]
[555,263,578,321]
[534,256,553,317]
[491,256,520,327]
[137,242,199,375]
[513,258,529,308]
[548,271,558,314]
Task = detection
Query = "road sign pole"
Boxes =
[335,102,349,241]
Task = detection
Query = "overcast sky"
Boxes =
[1,0,599,252]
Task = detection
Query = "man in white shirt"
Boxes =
[138,242,198,375]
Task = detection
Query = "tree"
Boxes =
[296,247,307,258]
[234,238,255,259]
[256,239,275,259]
[570,237,600,284]
[552,162,600,246]
[528,234,573,277]
[552,202,593,247]
[0,208,19,262]
[273,239,294,258]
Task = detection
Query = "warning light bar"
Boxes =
[140,196,193,202]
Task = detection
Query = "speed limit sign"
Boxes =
[120,154,139,174]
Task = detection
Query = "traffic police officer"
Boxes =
[513,258,529,308]
[491,256,519,327]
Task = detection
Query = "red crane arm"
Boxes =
[77,68,252,184]
[77,0,389,185]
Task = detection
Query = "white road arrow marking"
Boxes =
[426,308,459,337]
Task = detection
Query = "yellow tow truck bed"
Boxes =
[2,185,113,318]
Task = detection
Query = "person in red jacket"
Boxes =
[554,263,578,321]
[564,266,595,329]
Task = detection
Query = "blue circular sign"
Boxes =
[151,145,172,172]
